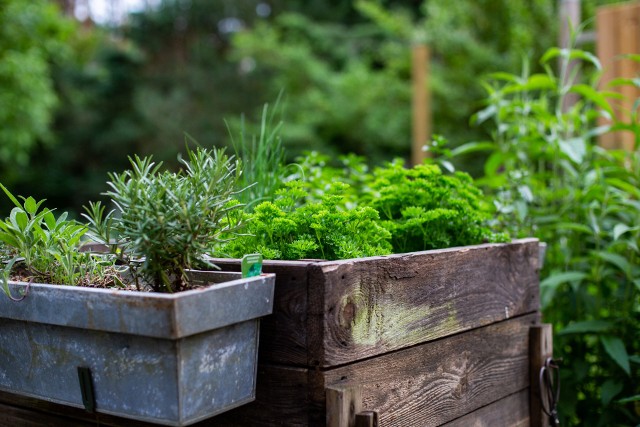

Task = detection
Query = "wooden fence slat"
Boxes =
[618,3,639,151]
[412,44,431,166]
[596,4,619,149]
[597,1,640,150]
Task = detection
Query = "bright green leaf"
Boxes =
[541,48,602,70]
[613,224,631,240]
[594,251,632,277]
[601,379,624,405]
[450,141,496,157]
[559,138,586,163]
[606,178,640,199]
[24,197,37,215]
[601,335,630,375]
[557,222,593,234]
[570,84,614,117]
[540,271,587,290]
[617,394,640,404]
[560,320,613,335]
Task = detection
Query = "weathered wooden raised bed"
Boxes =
[0,238,552,426]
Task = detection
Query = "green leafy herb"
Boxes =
[221,181,392,260]
[362,160,508,253]
[90,147,247,292]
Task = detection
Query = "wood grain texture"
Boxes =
[212,259,312,366]
[596,2,640,150]
[326,384,363,427]
[441,389,529,427]
[311,239,540,367]
[596,3,618,149]
[617,2,640,151]
[530,324,554,427]
[322,314,538,427]
[214,240,540,368]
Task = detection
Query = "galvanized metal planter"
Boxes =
[0,271,275,426]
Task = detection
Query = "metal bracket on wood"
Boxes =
[530,324,554,427]
[77,366,96,413]
[326,384,378,427]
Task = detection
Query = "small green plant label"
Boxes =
[241,254,263,278]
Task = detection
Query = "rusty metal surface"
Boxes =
[0,272,275,425]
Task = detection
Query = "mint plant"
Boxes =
[462,46,640,426]
[362,160,508,253]
[220,181,392,260]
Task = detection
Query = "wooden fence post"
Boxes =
[530,324,554,427]
[597,1,640,151]
[412,44,431,166]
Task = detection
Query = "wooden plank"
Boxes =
[412,43,430,165]
[597,2,640,151]
[310,239,540,367]
[530,324,553,427]
[322,314,538,427]
[326,384,363,427]
[212,259,311,366]
[597,4,620,149]
[441,389,529,427]
[618,2,640,151]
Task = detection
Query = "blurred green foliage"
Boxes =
[0,0,74,170]
[455,46,640,426]
[0,0,622,215]
[231,11,412,162]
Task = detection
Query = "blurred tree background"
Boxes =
[2,1,637,425]
[0,0,618,214]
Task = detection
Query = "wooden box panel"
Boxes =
[215,239,541,368]
[214,314,539,427]
[441,389,530,427]
[0,240,542,426]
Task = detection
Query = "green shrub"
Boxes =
[88,148,247,293]
[362,160,508,253]
[220,181,392,261]
[0,184,116,296]
[463,46,640,426]
[0,0,74,168]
